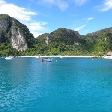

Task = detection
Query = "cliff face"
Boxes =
[0,14,34,51]
[11,20,27,51]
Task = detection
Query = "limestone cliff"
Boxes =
[0,14,34,51]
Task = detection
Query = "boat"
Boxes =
[35,56,39,58]
[59,56,63,59]
[5,56,14,60]
[104,52,112,59]
[103,56,112,59]
[42,58,52,62]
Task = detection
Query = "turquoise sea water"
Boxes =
[0,58,112,112]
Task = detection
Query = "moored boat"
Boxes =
[5,56,14,60]
[42,58,52,62]
[103,56,112,59]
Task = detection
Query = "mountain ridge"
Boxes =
[0,14,112,56]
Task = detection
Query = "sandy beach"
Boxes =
[2,55,112,59]
[17,55,112,59]
[18,55,96,58]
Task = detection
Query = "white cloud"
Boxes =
[98,0,112,11]
[39,0,89,9]
[0,0,36,21]
[39,0,69,11]
[0,0,47,37]
[87,17,94,21]
[74,0,88,6]
[26,22,48,37]
[74,24,86,31]
[74,17,94,31]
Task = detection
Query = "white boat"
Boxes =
[59,56,63,59]
[42,58,52,62]
[5,56,13,60]
[103,56,112,59]
[35,56,39,58]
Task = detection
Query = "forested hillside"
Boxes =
[0,14,112,56]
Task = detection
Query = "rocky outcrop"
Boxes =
[11,20,27,51]
[37,33,50,45]
[0,14,34,51]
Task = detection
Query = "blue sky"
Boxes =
[0,0,112,37]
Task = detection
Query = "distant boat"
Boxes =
[103,56,112,59]
[103,51,112,59]
[59,56,63,59]
[35,56,39,58]
[42,58,52,62]
[5,56,13,60]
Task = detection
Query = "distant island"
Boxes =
[0,14,112,56]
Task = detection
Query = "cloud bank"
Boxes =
[0,0,47,37]
[38,0,88,11]
[39,0,69,11]
[98,0,112,11]
[74,0,88,6]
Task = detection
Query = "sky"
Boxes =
[0,0,112,37]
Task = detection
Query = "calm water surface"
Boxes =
[0,58,112,112]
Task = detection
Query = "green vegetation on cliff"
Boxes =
[0,14,112,56]
[33,28,112,56]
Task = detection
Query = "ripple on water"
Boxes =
[1,58,112,112]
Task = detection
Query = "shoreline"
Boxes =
[17,55,98,58]
[1,55,112,59]
[14,56,112,59]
